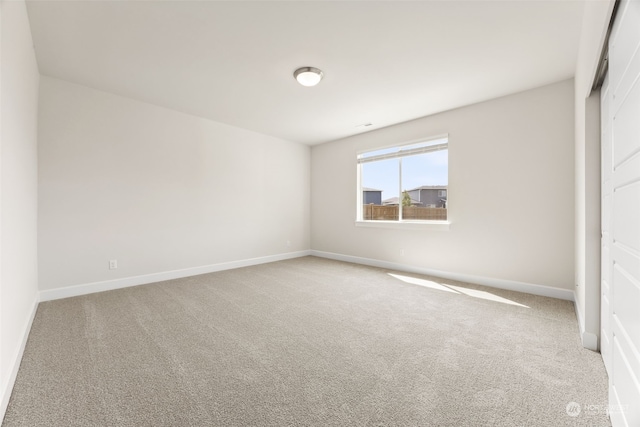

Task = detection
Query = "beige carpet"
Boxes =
[3,256,610,426]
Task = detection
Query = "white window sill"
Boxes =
[355,220,450,231]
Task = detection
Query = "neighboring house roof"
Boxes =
[407,185,448,191]
[382,196,420,206]
[362,187,382,192]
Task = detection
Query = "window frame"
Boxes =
[356,134,450,230]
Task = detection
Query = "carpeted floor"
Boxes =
[3,256,610,426]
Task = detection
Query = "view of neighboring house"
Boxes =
[382,196,421,206]
[406,185,447,208]
[364,186,448,207]
[362,187,382,205]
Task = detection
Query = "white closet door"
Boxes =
[601,72,612,376]
[603,0,640,425]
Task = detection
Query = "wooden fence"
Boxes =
[363,205,447,221]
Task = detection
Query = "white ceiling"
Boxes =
[26,0,586,145]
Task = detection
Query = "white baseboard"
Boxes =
[573,291,599,351]
[311,250,575,301]
[1,294,39,422]
[581,331,599,351]
[39,250,312,302]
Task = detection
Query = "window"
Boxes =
[357,136,448,222]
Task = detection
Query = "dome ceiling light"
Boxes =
[293,67,324,87]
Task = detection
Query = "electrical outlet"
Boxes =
[400,249,405,256]
[286,240,291,247]
[109,259,118,270]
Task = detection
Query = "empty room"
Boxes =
[1,0,639,426]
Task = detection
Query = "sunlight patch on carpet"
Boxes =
[388,273,529,308]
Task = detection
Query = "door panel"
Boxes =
[611,334,640,425]
[608,1,640,93]
[612,180,640,254]
[612,264,640,353]
[601,57,613,376]
[611,75,640,168]
[604,1,640,425]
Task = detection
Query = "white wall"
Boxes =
[312,80,575,292]
[38,77,310,292]
[573,0,615,350]
[0,0,40,419]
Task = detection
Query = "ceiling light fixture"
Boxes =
[294,67,324,87]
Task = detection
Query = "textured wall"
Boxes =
[38,77,310,290]
[0,0,40,417]
[312,80,575,290]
